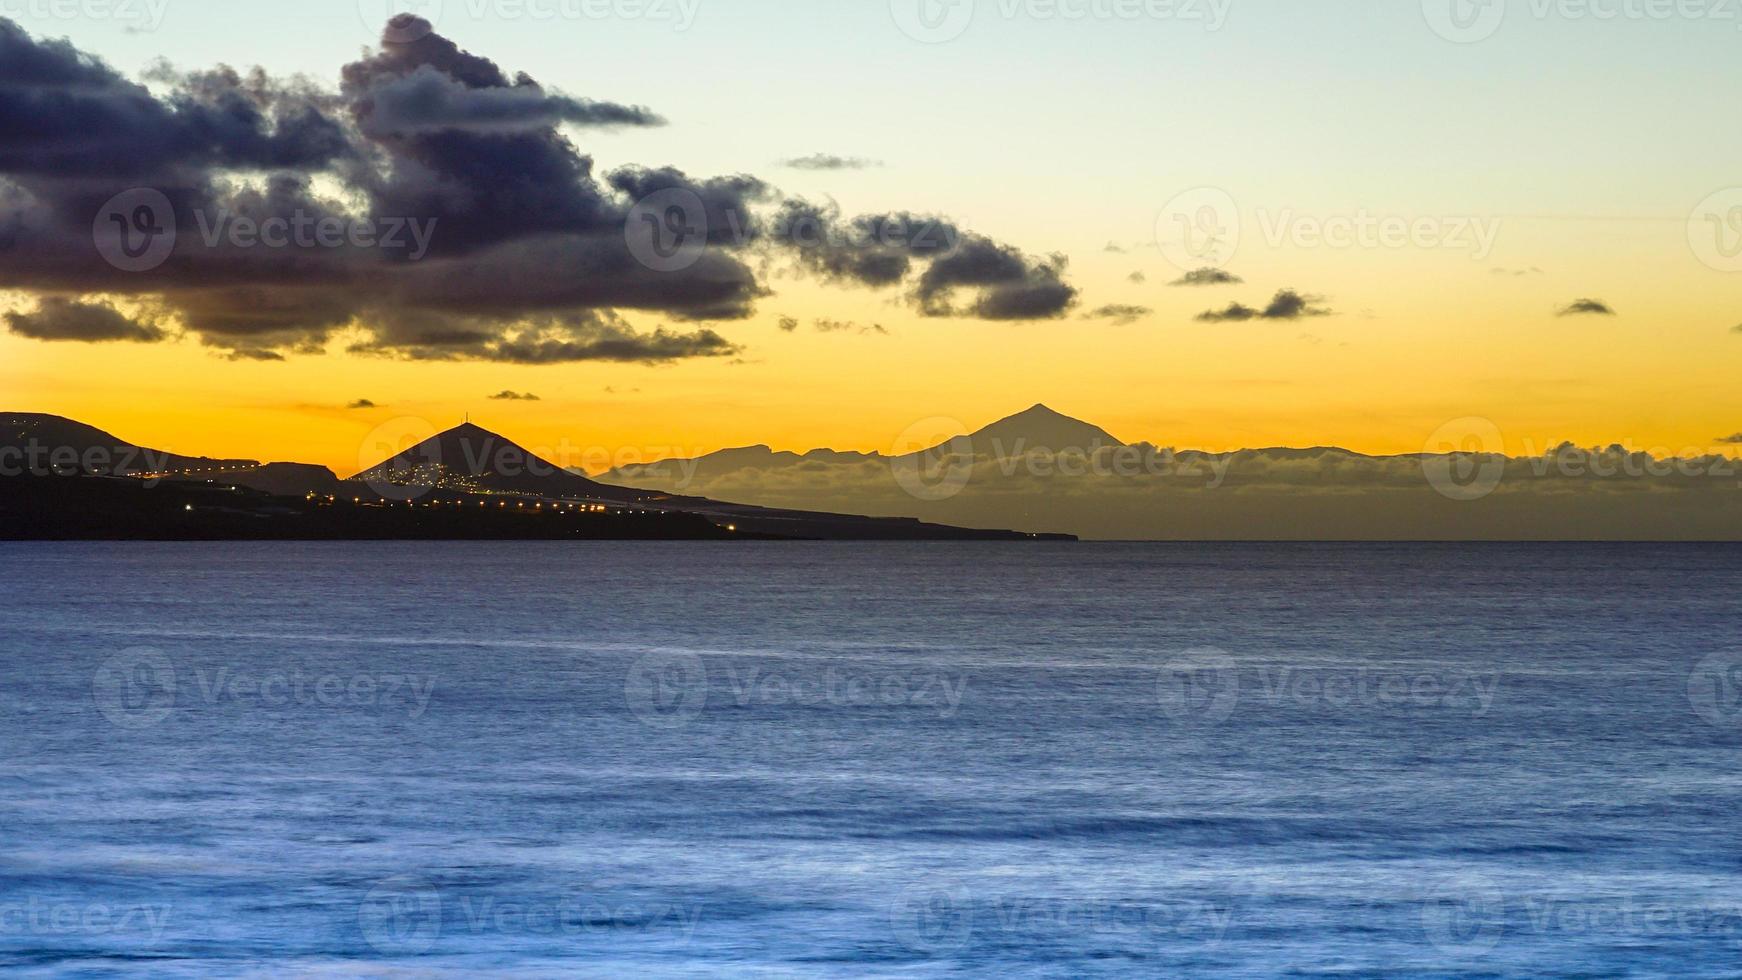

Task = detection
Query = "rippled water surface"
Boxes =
[2,542,1741,977]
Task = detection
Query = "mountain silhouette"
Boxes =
[1,412,256,475]
[929,403,1124,458]
[350,421,653,501]
[607,404,1121,488]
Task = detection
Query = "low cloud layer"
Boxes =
[488,390,541,401]
[0,15,1077,363]
[1197,289,1331,322]
[780,154,881,171]
[1558,298,1615,316]
[1083,304,1152,325]
[3,298,165,342]
[1171,268,1244,287]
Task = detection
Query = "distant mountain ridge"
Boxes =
[1,412,257,475]
[606,404,1121,487]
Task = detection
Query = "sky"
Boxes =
[2,0,1739,476]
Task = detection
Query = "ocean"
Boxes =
[1,542,1740,977]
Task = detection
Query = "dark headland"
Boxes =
[0,413,1074,542]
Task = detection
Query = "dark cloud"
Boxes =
[3,298,166,342]
[780,154,881,171]
[347,399,377,409]
[1197,289,1331,323]
[349,310,741,364]
[488,390,541,401]
[777,315,799,333]
[1717,433,1742,444]
[1171,267,1243,287]
[360,66,662,136]
[1127,271,1147,284]
[1083,304,1152,325]
[1730,324,1741,334]
[0,15,1077,363]
[915,237,1077,320]
[775,202,959,288]
[1557,298,1615,316]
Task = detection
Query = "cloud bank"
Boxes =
[0,16,1077,362]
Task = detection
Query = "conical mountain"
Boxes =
[350,422,650,501]
[915,404,1124,459]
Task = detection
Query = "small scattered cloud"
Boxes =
[1557,298,1615,317]
[1127,271,1147,284]
[813,318,887,335]
[603,386,642,395]
[1492,266,1544,276]
[1731,323,1742,334]
[777,315,800,333]
[1083,304,1153,326]
[1103,242,1128,254]
[4,298,166,343]
[1170,268,1244,287]
[780,154,881,171]
[347,399,378,409]
[1717,433,1742,444]
[1197,289,1332,323]
[488,390,541,401]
